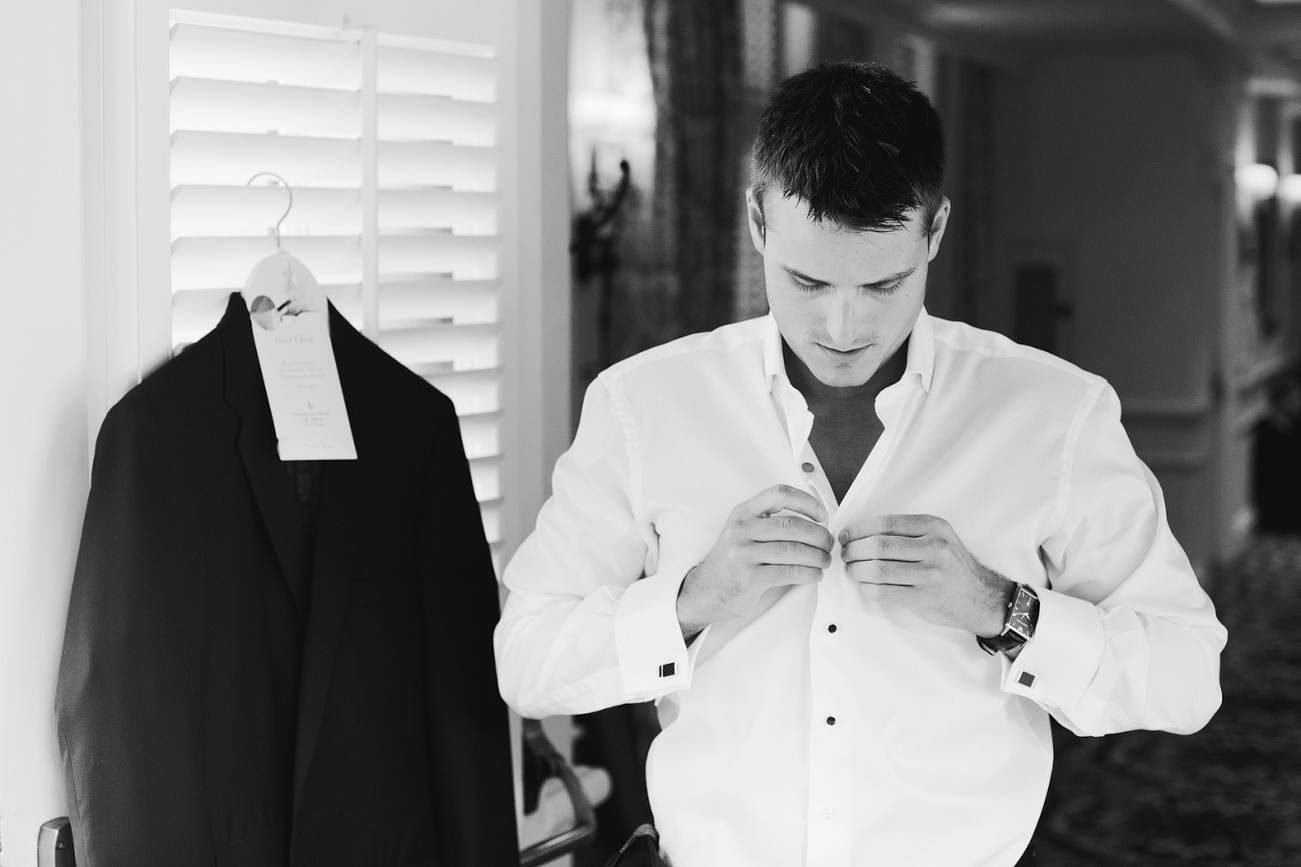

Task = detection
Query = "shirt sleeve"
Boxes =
[1002,381,1228,736]
[494,377,707,719]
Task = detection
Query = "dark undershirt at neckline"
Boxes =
[783,338,910,503]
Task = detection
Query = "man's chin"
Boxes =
[810,364,876,389]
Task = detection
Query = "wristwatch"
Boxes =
[977,583,1040,655]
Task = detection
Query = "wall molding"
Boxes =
[1138,447,1213,471]
[1122,392,1214,423]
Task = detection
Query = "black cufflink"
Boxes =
[1018,671,1036,688]
[658,663,676,677]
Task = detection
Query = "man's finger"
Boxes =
[840,534,927,564]
[839,513,941,545]
[752,514,835,551]
[846,558,920,586]
[857,583,914,604]
[756,563,824,587]
[747,484,827,524]
[750,539,833,568]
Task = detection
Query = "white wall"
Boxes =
[0,0,87,862]
[990,50,1232,571]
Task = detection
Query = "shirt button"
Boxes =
[821,808,835,819]
[826,716,836,725]
[827,624,837,633]
[801,461,815,473]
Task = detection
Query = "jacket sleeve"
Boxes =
[418,397,520,866]
[1005,382,1228,736]
[55,404,213,867]
[494,378,704,719]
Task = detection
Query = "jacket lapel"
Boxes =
[218,293,309,611]
[292,303,367,811]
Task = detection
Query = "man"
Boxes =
[495,62,1226,867]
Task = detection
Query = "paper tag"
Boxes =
[248,293,358,461]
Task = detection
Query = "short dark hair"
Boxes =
[750,61,945,233]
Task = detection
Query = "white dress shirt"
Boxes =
[495,310,1226,867]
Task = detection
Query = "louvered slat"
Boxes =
[479,502,502,544]
[378,46,495,101]
[172,236,362,291]
[171,78,361,138]
[378,93,496,145]
[170,22,360,89]
[171,131,360,188]
[378,141,495,191]
[171,186,361,239]
[469,458,500,502]
[458,414,500,461]
[423,369,500,416]
[378,235,497,280]
[379,323,498,372]
[378,189,496,234]
[379,280,497,326]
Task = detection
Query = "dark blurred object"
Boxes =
[1013,262,1073,355]
[645,0,743,337]
[520,719,600,867]
[572,155,632,371]
[574,703,661,867]
[1253,365,1301,534]
[573,155,632,285]
[602,824,665,867]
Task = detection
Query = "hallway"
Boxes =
[1038,535,1301,866]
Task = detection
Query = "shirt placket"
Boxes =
[778,377,923,867]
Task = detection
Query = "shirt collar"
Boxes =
[762,307,935,396]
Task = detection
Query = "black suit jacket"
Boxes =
[56,294,518,866]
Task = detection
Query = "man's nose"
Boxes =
[825,292,859,347]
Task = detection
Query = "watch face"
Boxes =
[1006,586,1040,641]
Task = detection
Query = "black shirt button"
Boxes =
[828,624,837,633]
[826,716,836,725]
[801,462,815,473]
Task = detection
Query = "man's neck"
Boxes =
[783,337,911,410]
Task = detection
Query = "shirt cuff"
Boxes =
[614,568,707,699]
[1001,587,1105,711]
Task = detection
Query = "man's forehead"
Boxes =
[764,196,926,281]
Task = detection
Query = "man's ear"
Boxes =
[745,188,767,254]
[926,197,952,262]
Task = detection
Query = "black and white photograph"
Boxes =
[1,1,1298,866]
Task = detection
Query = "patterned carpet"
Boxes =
[1036,535,1301,866]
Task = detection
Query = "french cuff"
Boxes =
[614,569,708,700]
[1002,587,1105,711]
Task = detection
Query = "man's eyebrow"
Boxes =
[781,265,916,288]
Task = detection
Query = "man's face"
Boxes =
[747,190,950,389]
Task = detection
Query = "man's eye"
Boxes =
[874,283,902,296]
[793,279,821,292]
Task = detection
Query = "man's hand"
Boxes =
[677,485,834,639]
[839,514,1013,637]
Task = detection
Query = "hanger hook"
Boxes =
[245,172,294,248]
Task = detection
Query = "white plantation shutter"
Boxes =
[168,10,505,566]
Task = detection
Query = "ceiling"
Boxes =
[836,0,1301,74]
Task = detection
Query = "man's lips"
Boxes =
[817,343,870,358]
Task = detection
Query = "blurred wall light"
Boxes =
[569,91,656,137]
[1237,162,1280,200]
[1278,173,1301,205]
